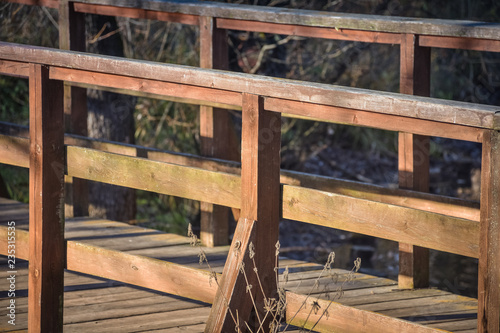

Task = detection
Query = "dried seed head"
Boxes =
[283,266,289,283]
[249,242,255,259]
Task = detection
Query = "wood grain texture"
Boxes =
[398,33,431,289]
[206,94,281,332]
[0,59,29,77]
[59,0,89,218]
[66,146,242,209]
[199,16,233,247]
[282,185,479,258]
[66,241,217,304]
[216,18,401,44]
[48,0,500,40]
[477,130,500,333]
[49,66,242,108]
[74,3,199,25]
[265,97,485,142]
[0,43,498,129]
[286,292,447,333]
[0,226,218,304]
[0,126,480,222]
[419,35,500,52]
[28,64,65,333]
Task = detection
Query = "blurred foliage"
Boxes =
[0,0,499,233]
[0,166,29,203]
[0,77,28,125]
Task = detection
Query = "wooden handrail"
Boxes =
[1,43,498,131]
[9,0,500,41]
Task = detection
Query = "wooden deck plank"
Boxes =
[0,198,479,332]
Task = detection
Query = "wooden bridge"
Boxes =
[0,0,499,332]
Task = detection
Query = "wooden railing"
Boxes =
[1,0,500,331]
[0,41,498,332]
[4,0,500,295]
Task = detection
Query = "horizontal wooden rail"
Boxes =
[0,130,480,257]
[6,0,500,42]
[216,19,402,44]
[7,0,500,53]
[0,226,217,304]
[282,185,479,258]
[0,123,480,222]
[1,44,499,131]
[286,292,446,333]
[67,146,242,208]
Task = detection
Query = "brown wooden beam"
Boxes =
[217,18,402,44]
[1,43,498,130]
[398,33,431,289]
[199,16,235,247]
[49,66,242,108]
[59,0,89,218]
[420,35,500,52]
[0,59,29,77]
[286,292,444,333]
[478,130,500,332]
[0,226,218,304]
[65,146,242,209]
[0,128,481,223]
[282,184,479,259]
[264,98,485,143]
[28,64,65,333]
[74,3,199,25]
[206,93,281,332]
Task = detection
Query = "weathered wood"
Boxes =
[286,292,446,333]
[0,128,481,222]
[0,125,481,233]
[0,59,29,77]
[216,18,402,44]
[28,64,65,333]
[206,94,281,332]
[1,43,498,129]
[66,241,217,304]
[68,81,240,109]
[282,185,479,258]
[199,16,233,247]
[0,205,483,331]
[74,2,199,25]
[265,98,485,143]
[398,33,431,289]
[419,35,500,52]
[59,0,89,218]
[40,0,500,40]
[0,225,218,303]
[477,130,500,333]
[49,66,242,108]
[65,146,242,209]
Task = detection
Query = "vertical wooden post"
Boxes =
[199,16,240,247]
[28,64,65,332]
[59,0,89,217]
[398,33,431,289]
[478,129,500,333]
[205,93,281,332]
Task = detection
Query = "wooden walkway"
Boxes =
[0,197,477,332]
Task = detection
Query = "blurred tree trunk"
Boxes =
[86,14,136,222]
